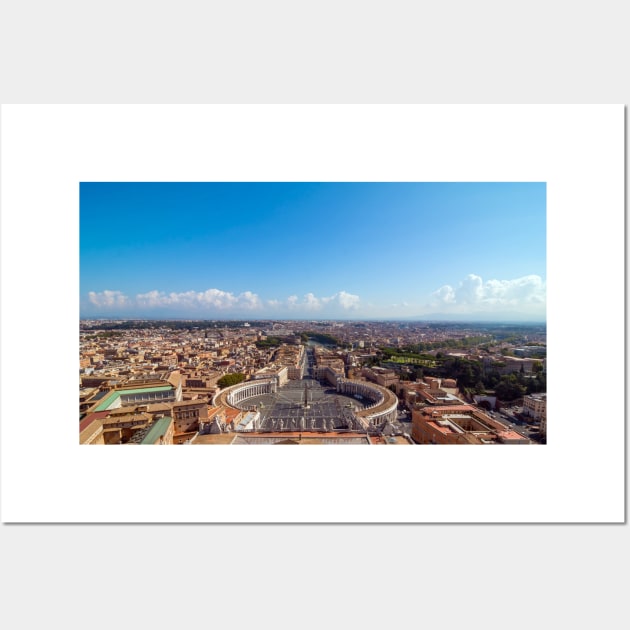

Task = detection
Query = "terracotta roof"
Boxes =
[423,405,475,415]
[222,407,242,424]
[426,420,456,435]
[79,411,110,433]
[498,430,528,440]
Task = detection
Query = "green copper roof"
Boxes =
[140,416,173,444]
[93,386,174,412]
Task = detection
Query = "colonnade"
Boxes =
[226,379,276,407]
[337,378,398,426]
[336,378,384,408]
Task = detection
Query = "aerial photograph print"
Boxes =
[79,182,546,446]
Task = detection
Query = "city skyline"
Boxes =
[81,182,546,321]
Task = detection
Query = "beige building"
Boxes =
[361,366,399,388]
[396,380,463,408]
[523,393,546,439]
[523,393,546,420]
[253,365,289,387]
[80,410,172,445]
[273,344,305,379]
[172,400,209,435]
[411,405,529,445]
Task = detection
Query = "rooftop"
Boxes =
[229,432,371,445]
[93,385,174,412]
[132,416,173,445]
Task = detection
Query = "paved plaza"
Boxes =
[242,378,368,432]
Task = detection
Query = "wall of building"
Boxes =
[523,394,546,419]
[173,401,208,434]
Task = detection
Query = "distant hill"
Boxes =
[401,313,546,324]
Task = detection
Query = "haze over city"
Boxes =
[81,182,546,322]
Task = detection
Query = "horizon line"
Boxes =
[80,316,547,324]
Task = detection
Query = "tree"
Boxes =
[412,366,424,381]
[256,336,284,348]
[495,379,526,402]
[217,373,246,388]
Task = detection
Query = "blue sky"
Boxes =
[80,182,546,321]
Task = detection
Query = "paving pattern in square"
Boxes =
[244,378,368,432]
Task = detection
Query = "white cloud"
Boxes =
[136,290,165,307]
[238,291,262,310]
[455,274,484,304]
[432,285,456,304]
[88,290,129,307]
[196,289,239,309]
[136,288,261,310]
[89,288,263,311]
[86,288,361,315]
[337,290,360,310]
[483,276,546,304]
[431,274,546,312]
[285,291,360,311]
[303,293,321,310]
